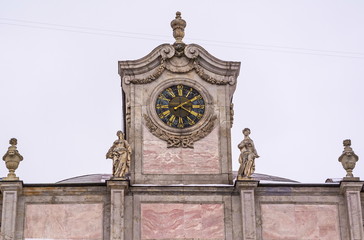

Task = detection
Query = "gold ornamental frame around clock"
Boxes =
[145,78,216,148]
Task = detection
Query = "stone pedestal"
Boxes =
[236,180,259,240]
[107,180,129,240]
[0,181,22,240]
[340,180,364,240]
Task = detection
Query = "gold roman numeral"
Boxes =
[177,85,183,96]
[187,116,195,125]
[192,105,205,109]
[158,110,170,119]
[169,115,176,124]
[178,117,184,128]
[156,104,169,109]
[166,88,176,98]
[158,94,170,102]
[185,88,193,97]
[189,110,199,117]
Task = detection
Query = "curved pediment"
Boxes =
[119,43,240,86]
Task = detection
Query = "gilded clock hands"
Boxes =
[155,85,204,129]
[173,95,201,110]
[180,105,192,113]
[181,106,202,119]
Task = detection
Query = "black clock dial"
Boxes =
[155,84,205,129]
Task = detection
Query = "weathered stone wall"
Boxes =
[13,184,110,240]
[24,203,103,240]
[362,192,364,233]
[255,185,349,240]
[1,181,363,240]
[0,193,2,237]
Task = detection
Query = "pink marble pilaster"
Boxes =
[141,203,224,239]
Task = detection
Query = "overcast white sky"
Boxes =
[1,1,363,183]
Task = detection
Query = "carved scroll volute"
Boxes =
[160,45,175,60]
[184,45,199,59]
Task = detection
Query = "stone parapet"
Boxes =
[340,180,364,240]
[0,181,23,240]
[107,180,129,240]
[236,180,259,240]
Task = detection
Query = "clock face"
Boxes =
[155,84,205,129]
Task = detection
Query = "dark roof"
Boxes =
[57,173,298,184]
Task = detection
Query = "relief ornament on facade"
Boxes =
[338,139,359,178]
[144,114,216,148]
[106,131,131,180]
[237,128,260,180]
[2,138,23,181]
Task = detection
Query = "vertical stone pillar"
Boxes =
[0,181,22,240]
[340,180,364,240]
[236,180,259,240]
[107,180,129,240]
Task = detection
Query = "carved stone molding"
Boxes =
[125,58,233,86]
[125,59,166,85]
[120,43,240,86]
[230,103,234,128]
[144,114,216,148]
[193,60,233,85]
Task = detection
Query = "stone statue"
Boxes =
[2,138,23,180]
[338,139,359,178]
[237,128,259,180]
[106,131,131,179]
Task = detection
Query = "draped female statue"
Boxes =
[237,128,259,179]
[106,131,131,179]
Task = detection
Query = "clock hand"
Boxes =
[173,96,199,110]
[180,105,192,113]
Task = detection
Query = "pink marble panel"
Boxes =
[261,204,340,240]
[142,126,220,174]
[141,203,224,239]
[24,203,103,240]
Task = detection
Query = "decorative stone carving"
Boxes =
[237,128,260,180]
[230,103,234,128]
[338,139,359,178]
[144,114,216,148]
[106,131,131,179]
[171,11,186,44]
[2,138,23,181]
[125,99,131,126]
[120,46,239,86]
[170,11,187,56]
[193,60,232,85]
[125,59,166,85]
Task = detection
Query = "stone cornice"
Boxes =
[118,43,240,86]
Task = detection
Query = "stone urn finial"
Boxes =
[338,139,359,178]
[2,138,23,181]
[171,11,186,44]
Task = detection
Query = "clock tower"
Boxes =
[118,12,240,184]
